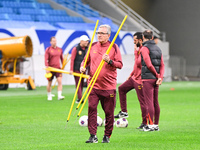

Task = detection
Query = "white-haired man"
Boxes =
[80,25,123,143]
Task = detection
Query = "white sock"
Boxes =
[48,92,51,97]
[58,91,62,97]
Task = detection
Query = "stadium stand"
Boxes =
[0,0,118,30]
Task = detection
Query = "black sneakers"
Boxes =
[114,111,128,118]
[85,134,98,143]
[102,135,110,143]
[141,125,155,132]
[136,123,146,129]
[76,99,84,104]
[153,125,159,131]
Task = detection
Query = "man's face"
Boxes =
[97,27,110,44]
[80,40,89,47]
[50,38,57,47]
[133,36,140,47]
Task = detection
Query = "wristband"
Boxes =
[108,60,113,65]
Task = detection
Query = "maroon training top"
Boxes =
[45,46,63,69]
[81,41,123,90]
[130,46,142,84]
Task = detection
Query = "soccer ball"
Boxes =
[103,118,115,126]
[116,118,128,128]
[97,116,103,127]
[79,115,88,127]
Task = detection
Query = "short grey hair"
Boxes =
[99,24,111,34]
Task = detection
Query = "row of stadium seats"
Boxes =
[0,8,68,16]
[0,0,118,31]
[52,0,100,17]
[0,1,52,9]
[0,14,84,23]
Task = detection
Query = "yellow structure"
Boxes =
[0,35,35,90]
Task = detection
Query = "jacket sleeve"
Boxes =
[110,44,123,69]
[44,48,49,67]
[60,48,64,66]
[159,55,165,79]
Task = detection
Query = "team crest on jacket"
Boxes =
[110,94,114,97]
[78,50,82,55]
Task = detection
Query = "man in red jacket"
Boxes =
[114,32,146,129]
[140,30,165,131]
[70,35,89,104]
[45,37,65,101]
[80,24,123,143]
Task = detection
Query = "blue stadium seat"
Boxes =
[1,1,35,8]
[0,14,9,20]
[1,0,35,1]
[44,9,68,16]
[34,3,52,9]
[19,8,45,15]
[72,17,84,23]
[0,8,13,14]
[8,14,33,21]
[65,4,75,11]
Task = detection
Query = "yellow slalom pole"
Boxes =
[52,54,70,89]
[63,57,71,67]
[44,67,89,79]
[52,56,71,89]
[76,15,128,111]
[77,15,127,118]
[66,20,99,124]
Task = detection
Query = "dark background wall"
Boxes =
[122,0,200,76]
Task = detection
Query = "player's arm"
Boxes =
[141,47,160,78]
[44,48,50,73]
[60,49,64,65]
[103,44,123,69]
[156,55,165,85]
[70,47,77,74]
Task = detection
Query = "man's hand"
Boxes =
[80,67,86,73]
[46,70,50,73]
[69,71,73,75]
[102,54,110,63]
[156,78,162,85]
[127,75,131,80]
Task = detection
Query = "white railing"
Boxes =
[110,0,160,36]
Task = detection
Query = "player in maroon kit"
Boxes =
[80,25,123,143]
[45,37,65,101]
[114,32,147,129]
[70,35,89,104]
[140,30,165,131]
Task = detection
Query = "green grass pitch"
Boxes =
[0,82,200,150]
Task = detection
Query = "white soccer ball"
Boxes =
[116,118,128,128]
[79,115,88,127]
[97,116,103,127]
[103,118,115,126]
